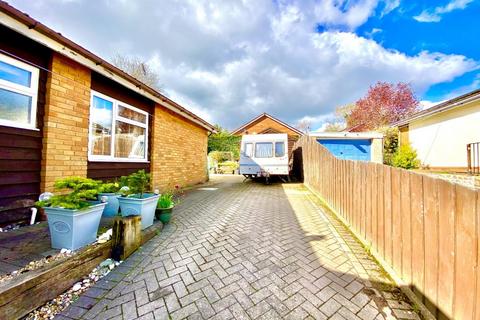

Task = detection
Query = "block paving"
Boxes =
[57,175,420,320]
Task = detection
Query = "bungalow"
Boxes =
[231,113,304,156]
[393,89,480,172]
[0,2,216,226]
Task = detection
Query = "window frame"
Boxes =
[244,142,253,157]
[88,90,149,162]
[274,141,285,157]
[0,53,39,130]
[254,142,274,158]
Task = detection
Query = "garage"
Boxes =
[309,132,384,163]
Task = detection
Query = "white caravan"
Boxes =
[239,134,289,180]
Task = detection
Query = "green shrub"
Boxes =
[392,144,420,169]
[119,170,151,198]
[218,161,239,170]
[379,127,398,166]
[157,192,174,209]
[209,151,234,163]
[97,182,120,193]
[36,177,100,210]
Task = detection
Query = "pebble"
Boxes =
[0,251,74,284]
[26,258,121,319]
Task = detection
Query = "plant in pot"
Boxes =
[155,192,175,224]
[96,182,121,217]
[117,170,159,230]
[36,177,106,250]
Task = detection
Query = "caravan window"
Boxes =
[275,142,285,157]
[255,142,273,158]
[244,143,253,157]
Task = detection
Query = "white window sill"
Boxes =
[88,157,150,163]
[0,121,39,131]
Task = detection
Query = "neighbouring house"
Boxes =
[0,2,216,226]
[231,113,304,156]
[393,89,480,172]
[309,132,383,163]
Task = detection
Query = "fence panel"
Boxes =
[293,136,480,319]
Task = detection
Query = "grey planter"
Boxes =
[45,202,106,250]
[117,193,160,230]
[98,193,120,217]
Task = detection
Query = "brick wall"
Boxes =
[41,53,91,192]
[150,106,208,191]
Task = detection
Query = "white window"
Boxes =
[244,143,253,157]
[275,142,285,157]
[0,53,39,129]
[89,91,149,162]
[255,142,273,158]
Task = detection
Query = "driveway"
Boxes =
[58,175,418,320]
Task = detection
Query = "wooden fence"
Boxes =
[293,136,480,320]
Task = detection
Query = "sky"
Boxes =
[8,0,480,131]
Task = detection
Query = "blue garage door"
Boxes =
[317,139,371,161]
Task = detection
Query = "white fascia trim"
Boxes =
[309,132,384,139]
[0,13,212,132]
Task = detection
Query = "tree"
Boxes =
[323,121,345,132]
[346,82,418,131]
[111,54,162,92]
[296,119,312,134]
[208,125,241,160]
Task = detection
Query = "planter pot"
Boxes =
[98,193,120,217]
[155,206,174,224]
[117,193,160,230]
[45,203,106,250]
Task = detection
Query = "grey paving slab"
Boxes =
[58,175,419,320]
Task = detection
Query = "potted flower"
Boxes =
[117,170,159,230]
[36,177,106,250]
[155,192,174,224]
[96,182,120,217]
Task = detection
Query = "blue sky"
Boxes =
[357,0,480,102]
[8,0,480,130]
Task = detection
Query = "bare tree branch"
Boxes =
[111,54,163,92]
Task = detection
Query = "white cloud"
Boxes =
[312,0,380,30]
[9,0,478,129]
[414,0,473,23]
[381,0,400,16]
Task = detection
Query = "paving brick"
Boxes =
[66,177,416,320]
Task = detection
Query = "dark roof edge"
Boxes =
[231,112,304,136]
[0,1,216,132]
[393,88,480,127]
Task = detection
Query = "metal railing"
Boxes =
[467,142,480,175]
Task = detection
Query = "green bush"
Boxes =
[379,127,398,166]
[36,177,100,210]
[218,161,239,170]
[97,182,120,193]
[157,192,174,209]
[392,144,420,169]
[209,151,234,163]
[119,170,151,198]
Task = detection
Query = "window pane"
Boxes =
[91,95,113,156]
[0,60,31,87]
[245,143,253,157]
[115,121,146,159]
[0,88,32,124]
[118,105,146,124]
[275,142,285,157]
[255,142,273,158]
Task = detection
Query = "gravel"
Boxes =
[26,258,120,320]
